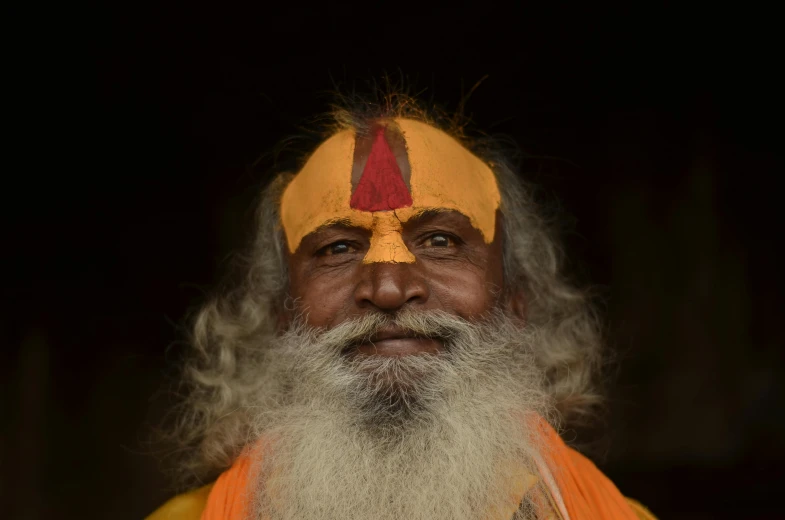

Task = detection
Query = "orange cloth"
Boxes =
[534,418,644,520]
[199,450,254,520]
[196,418,651,520]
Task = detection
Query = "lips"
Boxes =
[355,326,443,357]
[368,326,420,343]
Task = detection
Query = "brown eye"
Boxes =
[319,241,356,256]
[426,234,454,247]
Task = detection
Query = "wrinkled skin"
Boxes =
[285,209,520,356]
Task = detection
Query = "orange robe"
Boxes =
[148,420,656,520]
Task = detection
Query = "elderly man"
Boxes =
[148,96,656,520]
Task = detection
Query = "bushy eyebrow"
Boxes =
[301,209,469,245]
[401,208,466,226]
[313,217,356,231]
[303,219,368,242]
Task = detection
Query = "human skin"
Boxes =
[279,119,503,265]
[285,209,511,356]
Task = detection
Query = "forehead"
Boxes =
[279,118,500,253]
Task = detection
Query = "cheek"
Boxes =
[428,240,505,319]
[289,267,358,328]
[424,262,501,319]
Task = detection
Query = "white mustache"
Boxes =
[307,309,483,355]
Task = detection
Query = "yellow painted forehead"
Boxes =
[279,118,501,261]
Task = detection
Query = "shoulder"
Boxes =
[558,439,658,519]
[145,483,214,520]
[625,497,658,520]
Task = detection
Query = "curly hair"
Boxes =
[169,88,604,485]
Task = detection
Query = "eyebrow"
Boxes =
[303,209,467,242]
[304,218,368,240]
[401,208,465,226]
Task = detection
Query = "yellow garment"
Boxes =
[145,484,212,520]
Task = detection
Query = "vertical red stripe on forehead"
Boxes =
[350,126,413,212]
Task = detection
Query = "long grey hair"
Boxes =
[169,92,604,486]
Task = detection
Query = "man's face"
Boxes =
[250,123,550,520]
[281,119,506,356]
[287,210,505,355]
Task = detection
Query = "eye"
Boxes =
[425,233,455,247]
[318,241,357,256]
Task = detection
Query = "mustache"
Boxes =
[303,309,477,355]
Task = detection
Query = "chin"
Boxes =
[341,352,450,431]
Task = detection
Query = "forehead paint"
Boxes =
[363,212,415,263]
[391,119,501,243]
[280,119,500,263]
[350,126,413,212]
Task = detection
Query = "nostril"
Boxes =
[354,262,429,312]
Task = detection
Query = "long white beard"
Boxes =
[246,310,554,520]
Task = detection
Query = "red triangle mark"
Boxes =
[350,127,412,212]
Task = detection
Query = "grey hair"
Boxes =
[170,95,603,484]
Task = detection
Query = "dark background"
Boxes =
[4,4,784,519]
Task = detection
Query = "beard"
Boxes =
[244,308,554,520]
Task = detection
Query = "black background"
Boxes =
[4,4,784,519]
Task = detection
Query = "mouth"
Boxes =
[353,326,444,357]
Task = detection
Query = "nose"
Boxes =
[354,261,429,312]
